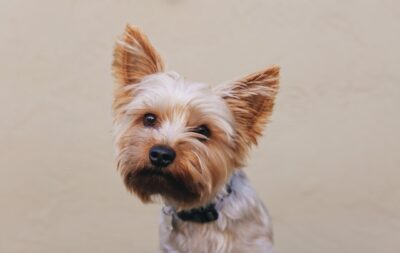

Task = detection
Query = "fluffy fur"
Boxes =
[112,25,280,252]
[160,171,274,253]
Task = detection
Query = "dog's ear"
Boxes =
[112,25,164,118]
[217,66,280,146]
[113,25,164,85]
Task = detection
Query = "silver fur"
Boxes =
[159,171,274,253]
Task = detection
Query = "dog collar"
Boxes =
[176,203,219,223]
[163,181,233,224]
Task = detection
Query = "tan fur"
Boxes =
[115,97,237,209]
[112,25,280,252]
[113,25,164,85]
[112,25,165,121]
[222,66,280,168]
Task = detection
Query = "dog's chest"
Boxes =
[160,216,273,253]
[159,173,274,253]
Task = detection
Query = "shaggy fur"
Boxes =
[112,25,280,253]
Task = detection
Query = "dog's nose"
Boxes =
[149,145,176,167]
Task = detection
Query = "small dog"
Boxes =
[112,25,280,253]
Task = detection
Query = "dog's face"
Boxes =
[112,26,279,209]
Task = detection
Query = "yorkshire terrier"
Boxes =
[112,25,280,253]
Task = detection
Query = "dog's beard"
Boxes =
[123,165,206,205]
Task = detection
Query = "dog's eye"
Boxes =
[143,113,157,127]
[192,125,211,139]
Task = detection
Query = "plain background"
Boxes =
[1,0,399,252]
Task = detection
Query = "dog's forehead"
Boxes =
[128,73,230,116]
[133,72,213,106]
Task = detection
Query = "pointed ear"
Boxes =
[219,66,280,146]
[112,25,165,118]
[113,25,165,85]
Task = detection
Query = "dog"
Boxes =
[112,25,280,253]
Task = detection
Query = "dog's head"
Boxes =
[112,25,279,209]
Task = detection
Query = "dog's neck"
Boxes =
[159,170,274,252]
[162,171,238,223]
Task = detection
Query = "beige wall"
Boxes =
[1,0,399,252]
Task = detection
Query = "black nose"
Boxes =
[149,145,176,167]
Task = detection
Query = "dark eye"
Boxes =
[143,113,157,127]
[193,125,211,139]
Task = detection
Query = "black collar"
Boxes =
[176,203,219,223]
[173,183,233,224]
